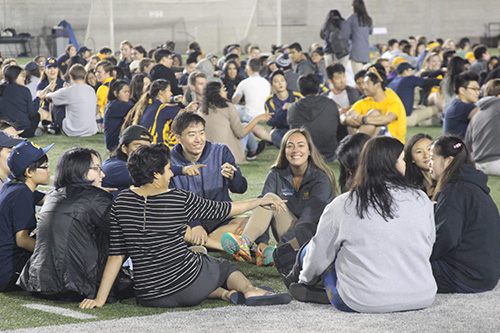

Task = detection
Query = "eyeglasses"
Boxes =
[89,165,102,173]
[466,86,480,92]
[37,164,49,169]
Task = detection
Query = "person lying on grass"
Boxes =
[79,143,292,308]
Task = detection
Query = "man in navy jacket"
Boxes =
[170,112,248,251]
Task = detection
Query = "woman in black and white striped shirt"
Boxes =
[80,143,292,308]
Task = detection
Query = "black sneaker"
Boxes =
[256,140,267,154]
[246,150,257,160]
[289,282,330,304]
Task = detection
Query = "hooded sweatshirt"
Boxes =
[432,164,500,291]
[287,95,339,161]
[465,96,500,163]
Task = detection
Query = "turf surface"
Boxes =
[1,126,499,330]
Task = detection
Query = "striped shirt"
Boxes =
[110,188,231,301]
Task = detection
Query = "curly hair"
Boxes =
[127,143,170,187]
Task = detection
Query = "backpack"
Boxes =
[328,26,350,59]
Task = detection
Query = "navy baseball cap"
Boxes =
[0,132,25,148]
[24,61,41,72]
[8,141,54,177]
[79,46,91,54]
[45,57,58,68]
[396,62,414,74]
[119,125,152,146]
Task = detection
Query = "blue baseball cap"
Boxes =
[45,57,58,68]
[0,131,25,148]
[8,141,54,177]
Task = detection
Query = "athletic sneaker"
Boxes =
[188,245,208,255]
[256,245,276,266]
[221,232,252,262]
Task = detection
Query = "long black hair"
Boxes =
[107,79,129,102]
[404,133,433,193]
[349,137,409,221]
[222,60,244,83]
[441,56,467,96]
[336,133,370,193]
[129,73,149,103]
[201,81,228,115]
[352,0,372,27]
[431,135,474,201]
[320,10,344,39]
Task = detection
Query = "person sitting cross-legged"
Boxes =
[79,143,292,308]
[343,65,406,143]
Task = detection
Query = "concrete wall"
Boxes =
[1,0,499,57]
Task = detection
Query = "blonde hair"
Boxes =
[485,78,500,97]
[273,128,338,195]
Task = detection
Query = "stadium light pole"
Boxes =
[109,0,115,53]
[277,0,282,45]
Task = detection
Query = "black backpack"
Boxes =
[328,26,350,59]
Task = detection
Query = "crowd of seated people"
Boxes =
[1,3,500,312]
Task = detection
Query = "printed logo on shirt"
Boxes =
[281,188,293,197]
[302,191,309,200]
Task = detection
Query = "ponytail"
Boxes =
[431,135,474,200]
[120,79,170,135]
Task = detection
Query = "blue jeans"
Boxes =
[271,128,288,148]
[300,243,354,312]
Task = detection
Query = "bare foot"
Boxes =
[243,286,271,299]
[222,289,238,302]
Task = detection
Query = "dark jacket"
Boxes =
[0,84,37,130]
[170,141,247,229]
[287,95,339,161]
[104,100,133,151]
[260,163,335,246]
[431,164,500,291]
[149,64,182,95]
[18,185,113,298]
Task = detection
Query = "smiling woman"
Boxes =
[221,128,337,267]
[404,133,435,197]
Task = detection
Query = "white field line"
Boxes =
[22,304,97,320]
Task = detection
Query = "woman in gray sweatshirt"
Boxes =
[293,136,437,313]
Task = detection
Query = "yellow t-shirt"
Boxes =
[96,77,114,117]
[351,88,407,143]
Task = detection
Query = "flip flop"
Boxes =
[229,286,275,305]
[245,292,292,306]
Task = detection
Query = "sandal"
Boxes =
[245,292,292,306]
[229,286,275,305]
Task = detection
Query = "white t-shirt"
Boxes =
[328,90,350,109]
[49,84,98,137]
[234,74,271,118]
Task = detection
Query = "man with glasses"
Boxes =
[0,141,53,291]
[443,71,480,138]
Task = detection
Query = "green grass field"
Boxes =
[1,126,500,331]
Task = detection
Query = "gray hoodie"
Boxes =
[465,96,500,163]
[287,95,339,160]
